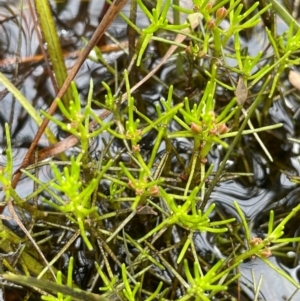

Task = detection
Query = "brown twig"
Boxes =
[13,13,202,167]
[4,0,129,256]
[11,0,128,191]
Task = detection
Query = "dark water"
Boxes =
[1,1,300,300]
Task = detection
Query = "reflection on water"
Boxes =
[240,257,300,301]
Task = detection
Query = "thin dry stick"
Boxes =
[14,13,203,167]
[120,13,202,102]
[5,14,202,266]
[11,0,129,190]
[5,3,128,252]
[3,0,129,282]
[105,210,136,243]
[7,201,56,279]
[37,230,80,280]
[236,76,273,162]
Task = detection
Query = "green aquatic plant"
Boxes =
[2,272,108,301]
[35,0,73,106]
[0,75,57,144]
[42,257,75,301]
[136,0,189,66]
[24,153,113,251]
[2,0,300,300]
[42,81,114,170]
[182,258,239,301]
[121,263,140,301]
[229,202,300,287]
[0,124,16,203]
[137,185,235,243]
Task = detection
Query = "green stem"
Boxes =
[0,74,57,144]
[202,76,272,208]
[35,0,73,107]
[265,0,300,32]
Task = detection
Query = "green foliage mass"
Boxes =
[1,0,300,300]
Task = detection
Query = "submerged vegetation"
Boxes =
[1,0,300,300]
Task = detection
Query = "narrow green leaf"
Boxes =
[0,72,57,144]
[35,0,73,106]
[2,274,108,301]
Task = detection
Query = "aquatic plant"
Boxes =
[1,0,300,300]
